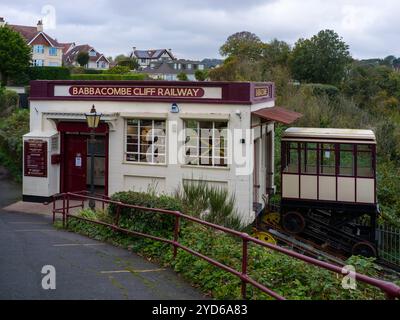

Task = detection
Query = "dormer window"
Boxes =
[89,50,96,57]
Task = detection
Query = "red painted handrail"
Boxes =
[51,192,400,300]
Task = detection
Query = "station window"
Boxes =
[300,143,317,174]
[357,145,374,177]
[184,120,228,167]
[283,142,299,173]
[125,119,166,164]
[320,143,336,175]
[339,144,354,176]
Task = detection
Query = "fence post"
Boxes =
[62,194,66,228]
[173,213,180,259]
[52,196,55,223]
[66,193,70,227]
[115,204,121,227]
[241,236,249,300]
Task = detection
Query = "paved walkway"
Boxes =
[0,168,205,300]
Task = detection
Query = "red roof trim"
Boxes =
[252,107,302,124]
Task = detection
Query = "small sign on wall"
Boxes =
[24,139,47,177]
[75,154,82,167]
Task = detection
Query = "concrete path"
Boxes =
[0,167,205,300]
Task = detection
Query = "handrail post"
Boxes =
[52,196,55,223]
[62,194,66,228]
[66,193,70,227]
[115,204,121,227]
[173,213,180,259]
[241,236,249,300]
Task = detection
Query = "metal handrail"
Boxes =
[52,191,400,300]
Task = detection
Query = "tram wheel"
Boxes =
[351,242,377,258]
[282,211,305,235]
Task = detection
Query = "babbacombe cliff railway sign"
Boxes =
[69,86,206,98]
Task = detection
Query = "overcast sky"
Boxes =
[1,0,398,60]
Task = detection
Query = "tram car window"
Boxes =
[279,127,378,258]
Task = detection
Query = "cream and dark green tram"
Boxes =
[280,128,378,257]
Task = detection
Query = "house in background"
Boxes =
[132,47,206,80]
[1,18,63,67]
[63,44,110,70]
[131,47,175,69]
[142,59,205,81]
[59,42,75,56]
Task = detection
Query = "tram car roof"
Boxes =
[282,127,376,144]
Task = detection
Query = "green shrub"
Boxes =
[109,191,182,239]
[0,109,29,180]
[176,180,244,230]
[71,73,146,80]
[304,83,340,98]
[27,66,71,81]
[104,66,131,74]
[0,89,19,116]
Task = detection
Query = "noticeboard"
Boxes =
[24,139,47,177]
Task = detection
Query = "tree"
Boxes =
[289,29,352,85]
[220,31,264,61]
[0,26,31,86]
[263,39,291,67]
[177,72,188,81]
[195,69,208,81]
[208,55,265,82]
[117,56,139,70]
[76,51,89,67]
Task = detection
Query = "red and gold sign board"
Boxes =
[69,86,205,98]
[24,139,47,177]
[254,86,272,99]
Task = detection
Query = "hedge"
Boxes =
[28,66,71,81]
[71,73,146,80]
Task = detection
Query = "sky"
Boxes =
[0,0,399,60]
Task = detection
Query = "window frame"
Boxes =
[281,141,376,179]
[183,119,229,168]
[49,47,58,56]
[33,45,44,54]
[124,118,167,165]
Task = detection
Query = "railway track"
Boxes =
[254,212,400,276]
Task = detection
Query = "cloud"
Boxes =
[1,0,399,60]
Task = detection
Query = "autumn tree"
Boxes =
[289,29,352,85]
[220,31,264,61]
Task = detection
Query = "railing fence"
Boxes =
[376,223,400,267]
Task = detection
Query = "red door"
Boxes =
[64,134,87,192]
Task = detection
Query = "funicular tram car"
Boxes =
[277,127,379,257]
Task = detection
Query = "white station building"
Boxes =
[23,80,301,224]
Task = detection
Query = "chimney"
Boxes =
[0,17,5,28]
[37,20,43,32]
